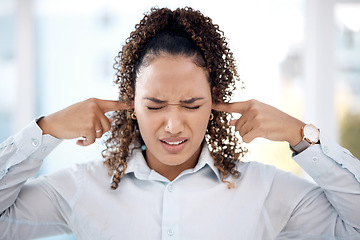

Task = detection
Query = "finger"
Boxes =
[96,99,130,113]
[76,138,95,146]
[212,102,248,114]
[236,119,253,138]
[229,119,237,126]
[76,139,86,146]
[242,129,260,143]
[81,131,96,146]
[95,127,103,138]
[98,114,112,135]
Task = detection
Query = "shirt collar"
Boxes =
[124,141,222,182]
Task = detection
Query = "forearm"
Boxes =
[0,120,61,213]
[293,132,360,229]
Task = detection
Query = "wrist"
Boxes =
[287,121,306,146]
[290,123,320,154]
[36,116,51,136]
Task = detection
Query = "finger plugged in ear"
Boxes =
[212,101,247,114]
[96,99,130,113]
[212,103,231,112]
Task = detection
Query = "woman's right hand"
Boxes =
[37,98,128,146]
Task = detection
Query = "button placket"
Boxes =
[312,156,319,162]
[41,146,48,153]
[162,183,179,239]
[31,138,39,147]
[323,145,329,154]
[167,228,175,236]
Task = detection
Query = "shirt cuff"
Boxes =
[15,119,62,158]
[293,131,360,183]
[0,119,62,179]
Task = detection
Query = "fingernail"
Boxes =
[229,119,237,126]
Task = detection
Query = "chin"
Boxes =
[159,153,192,166]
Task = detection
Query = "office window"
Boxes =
[0,0,16,142]
[335,3,360,158]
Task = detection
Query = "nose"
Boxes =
[164,108,184,135]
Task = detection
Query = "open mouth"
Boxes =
[160,139,187,145]
[160,138,188,152]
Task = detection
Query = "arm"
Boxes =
[0,120,70,239]
[0,98,128,239]
[213,99,360,238]
[277,132,360,238]
[0,120,62,212]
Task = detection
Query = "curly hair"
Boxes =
[102,7,247,190]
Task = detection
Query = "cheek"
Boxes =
[190,109,211,131]
[135,108,163,139]
[135,109,150,128]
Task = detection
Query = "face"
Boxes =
[134,55,212,180]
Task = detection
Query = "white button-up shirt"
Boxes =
[0,120,360,240]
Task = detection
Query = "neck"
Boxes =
[145,146,202,181]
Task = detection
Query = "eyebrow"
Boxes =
[143,97,166,104]
[143,97,205,104]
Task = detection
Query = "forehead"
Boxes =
[135,56,211,99]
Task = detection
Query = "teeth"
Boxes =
[163,140,186,145]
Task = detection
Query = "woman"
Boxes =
[1,7,359,240]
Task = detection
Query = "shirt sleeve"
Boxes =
[278,131,360,239]
[0,120,71,239]
[0,119,61,180]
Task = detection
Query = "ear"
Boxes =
[212,86,217,94]
[128,87,135,101]
[211,86,218,101]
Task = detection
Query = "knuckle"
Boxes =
[250,108,260,117]
[89,112,97,120]
[84,123,95,133]
[248,99,256,106]
[87,97,97,103]
[248,99,260,109]
[88,102,99,112]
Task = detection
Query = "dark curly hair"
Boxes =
[102,7,247,190]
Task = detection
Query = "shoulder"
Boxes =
[73,160,111,185]
[236,161,278,181]
[235,161,316,194]
[41,159,111,195]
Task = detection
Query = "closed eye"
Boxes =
[183,105,200,110]
[147,106,165,110]
[147,105,201,110]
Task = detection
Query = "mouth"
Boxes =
[159,138,188,152]
[160,139,187,145]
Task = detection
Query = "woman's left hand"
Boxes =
[212,99,305,145]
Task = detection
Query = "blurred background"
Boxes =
[0,0,359,239]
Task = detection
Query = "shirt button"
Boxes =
[167,228,175,236]
[41,146,48,153]
[31,138,39,147]
[167,184,174,192]
[312,156,319,162]
[323,146,329,154]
